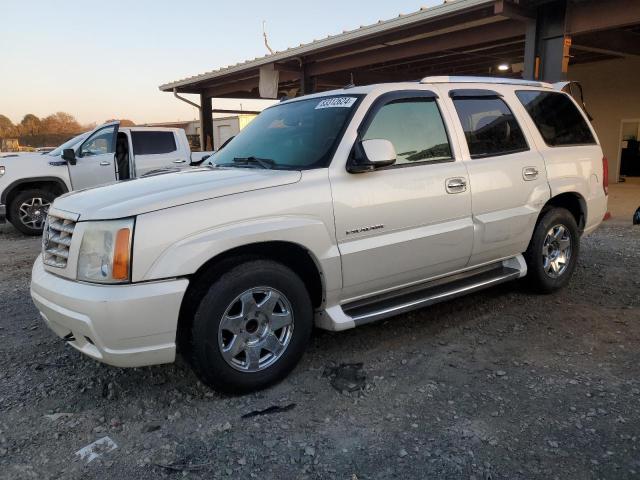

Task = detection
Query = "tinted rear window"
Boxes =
[516,91,595,146]
[131,131,177,155]
[452,97,528,158]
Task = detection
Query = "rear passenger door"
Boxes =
[443,88,550,266]
[514,90,605,233]
[130,130,182,176]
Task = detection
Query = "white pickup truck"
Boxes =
[0,121,211,234]
[31,77,607,393]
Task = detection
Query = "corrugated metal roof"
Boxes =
[159,0,494,91]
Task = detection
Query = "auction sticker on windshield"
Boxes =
[315,97,358,109]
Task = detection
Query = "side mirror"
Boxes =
[348,139,396,173]
[62,149,76,165]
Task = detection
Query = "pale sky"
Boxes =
[1,0,441,126]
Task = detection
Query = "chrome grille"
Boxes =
[42,214,76,268]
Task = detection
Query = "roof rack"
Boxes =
[420,76,553,88]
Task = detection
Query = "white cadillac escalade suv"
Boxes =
[31,77,608,393]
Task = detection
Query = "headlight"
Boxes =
[0,166,5,177]
[77,218,134,283]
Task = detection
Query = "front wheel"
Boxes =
[9,189,55,235]
[524,207,580,293]
[189,259,313,393]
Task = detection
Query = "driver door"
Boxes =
[70,123,119,190]
[330,91,474,300]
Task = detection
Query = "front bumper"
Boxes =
[0,204,5,223]
[30,256,189,368]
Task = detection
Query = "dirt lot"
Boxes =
[1,221,639,480]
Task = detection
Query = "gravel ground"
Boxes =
[0,221,639,480]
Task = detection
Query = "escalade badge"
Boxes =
[346,224,384,235]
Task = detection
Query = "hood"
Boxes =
[0,153,67,182]
[0,152,50,161]
[53,167,302,220]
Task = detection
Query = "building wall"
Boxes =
[213,117,239,150]
[570,57,640,182]
[212,114,258,150]
[238,114,257,130]
[182,121,199,136]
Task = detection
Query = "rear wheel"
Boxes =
[189,259,313,393]
[524,207,580,293]
[9,189,55,235]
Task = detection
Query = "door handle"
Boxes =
[523,167,539,180]
[172,159,187,164]
[99,161,111,166]
[446,177,467,194]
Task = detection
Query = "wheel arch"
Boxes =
[2,177,69,219]
[541,191,586,231]
[176,240,325,351]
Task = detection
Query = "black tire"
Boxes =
[189,259,313,393]
[524,207,580,293]
[8,189,56,236]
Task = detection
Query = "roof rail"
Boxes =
[420,76,553,88]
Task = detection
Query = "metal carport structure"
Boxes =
[160,0,640,178]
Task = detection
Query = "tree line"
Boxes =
[0,113,136,139]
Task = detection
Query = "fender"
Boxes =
[548,177,590,200]
[0,176,70,204]
[548,178,589,216]
[133,214,342,294]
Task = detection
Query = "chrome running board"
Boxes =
[343,264,522,326]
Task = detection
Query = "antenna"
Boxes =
[262,20,274,55]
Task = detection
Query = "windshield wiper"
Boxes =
[231,156,276,169]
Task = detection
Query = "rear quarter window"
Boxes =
[131,131,177,155]
[515,91,595,146]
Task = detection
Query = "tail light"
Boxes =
[602,156,609,195]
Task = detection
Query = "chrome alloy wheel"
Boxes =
[542,224,572,278]
[218,287,294,372]
[19,197,50,230]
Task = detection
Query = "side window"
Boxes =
[79,126,116,157]
[452,97,528,158]
[362,98,452,165]
[516,91,595,146]
[131,131,177,155]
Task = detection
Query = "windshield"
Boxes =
[212,95,362,170]
[48,131,90,157]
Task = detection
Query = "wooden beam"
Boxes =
[202,70,301,98]
[299,62,310,95]
[400,52,524,75]
[571,44,625,59]
[199,94,213,151]
[204,77,259,97]
[274,62,302,73]
[316,69,417,87]
[304,7,497,64]
[353,70,419,83]
[215,90,263,99]
[567,0,640,35]
[211,109,262,115]
[493,0,535,22]
[572,30,640,58]
[365,39,524,72]
[307,20,524,76]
